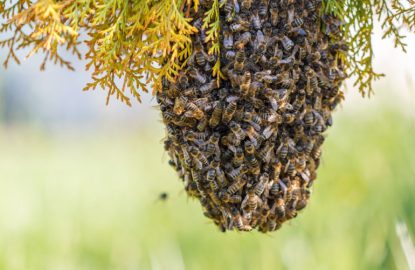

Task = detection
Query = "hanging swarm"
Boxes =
[157,0,346,232]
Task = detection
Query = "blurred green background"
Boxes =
[0,32,415,270]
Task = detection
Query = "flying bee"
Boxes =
[229,121,246,141]
[187,68,206,84]
[209,102,223,127]
[222,101,237,124]
[223,29,234,49]
[233,48,245,72]
[251,11,261,30]
[269,1,279,26]
[281,36,294,51]
[232,148,245,167]
[235,31,251,49]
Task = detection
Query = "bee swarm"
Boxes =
[158,0,346,232]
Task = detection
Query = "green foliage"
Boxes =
[323,0,415,96]
[0,0,199,106]
[1,0,414,103]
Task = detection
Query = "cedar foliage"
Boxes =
[0,0,414,104]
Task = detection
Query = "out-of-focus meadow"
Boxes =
[0,32,415,269]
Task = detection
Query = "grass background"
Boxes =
[0,91,414,270]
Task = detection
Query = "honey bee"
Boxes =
[188,68,207,84]
[257,142,275,163]
[258,0,268,17]
[225,50,236,60]
[296,153,307,172]
[281,36,294,51]
[262,125,277,139]
[184,102,204,120]
[226,178,246,194]
[251,11,262,30]
[270,182,280,197]
[181,146,192,168]
[239,71,251,96]
[254,30,267,54]
[189,146,209,168]
[233,48,245,72]
[246,154,260,175]
[241,0,253,10]
[242,190,261,212]
[232,148,245,167]
[223,29,234,49]
[254,173,268,195]
[222,101,237,124]
[199,80,218,95]
[285,158,296,177]
[235,31,251,49]
[291,17,304,27]
[243,140,255,155]
[224,0,236,22]
[209,102,223,127]
[273,198,286,218]
[229,121,246,141]
[208,190,222,206]
[245,125,263,146]
[269,1,279,26]
[173,97,186,115]
[232,209,252,231]
[205,132,220,157]
[230,16,250,32]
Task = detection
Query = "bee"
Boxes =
[297,153,308,172]
[244,140,255,155]
[209,102,223,127]
[189,146,209,168]
[241,0,253,10]
[233,48,245,72]
[262,125,277,139]
[192,41,209,66]
[173,97,186,115]
[312,146,322,160]
[281,36,294,51]
[222,101,237,124]
[232,209,252,231]
[230,16,250,32]
[188,68,206,84]
[303,108,316,127]
[292,89,306,112]
[207,190,222,206]
[251,11,261,30]
[306,0,317,12]
[292,17,304,27]
[270,182,280,197]
[228,165,247,182]
[254,30,267,54]
[239,71,251,96]
[303,139,315,155]
[199,80,218,95]
[181,146,193,168]
[232,148,245,167]
[223,29,234,49]
[184,102,204,120]
[207,167,217,183]
[258,0,268,17]
[224,0,236,22]
[245,125,263,146]
[205,132,220,156]
[229,121,246,141]
[242,190,261,212]
[254,173,268,195]
[225,50,236,60]
[284,158,296,177]
[274,198,286,219]
[235,31,251,49]
[246,154,260,175]
[226,178,246,194]
[257,142,274,163]
[269,1,279,26]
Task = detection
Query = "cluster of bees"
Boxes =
[157,0,346,232]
